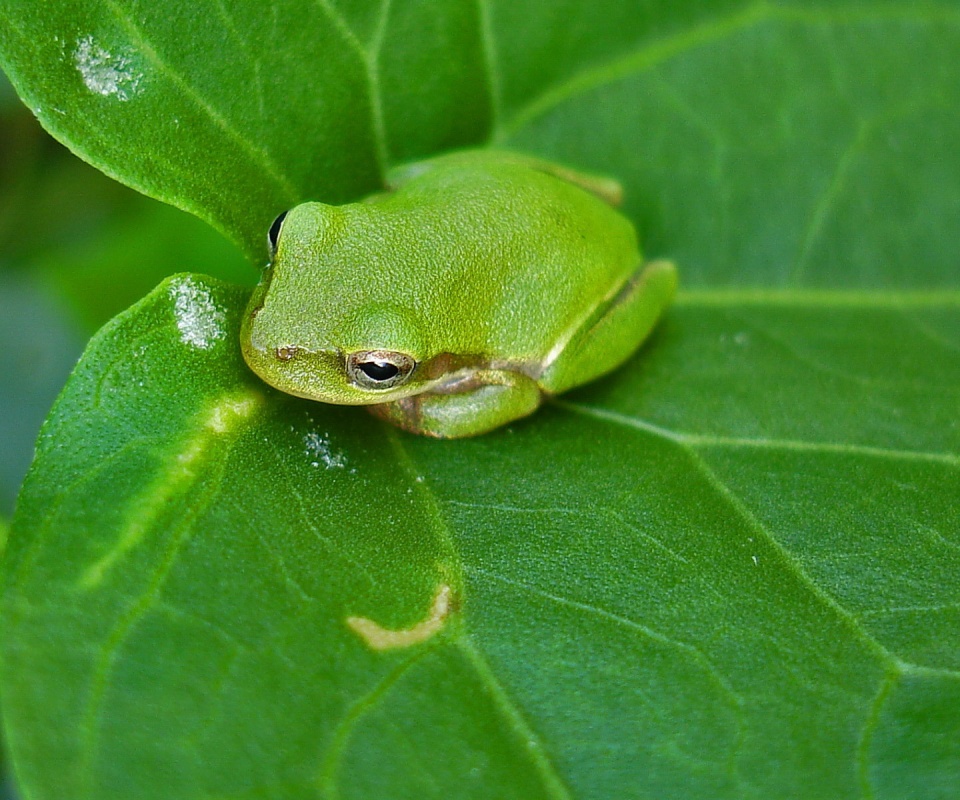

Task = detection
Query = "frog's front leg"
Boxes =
[369,370,542,438]
[540,259,678,395]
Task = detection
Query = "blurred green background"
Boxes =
[0,68,252,522]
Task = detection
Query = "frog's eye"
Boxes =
[346,351,416,390]
[267,210,289,257]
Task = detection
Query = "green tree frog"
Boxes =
[241,150,677,438]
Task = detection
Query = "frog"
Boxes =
[240,150,677,438]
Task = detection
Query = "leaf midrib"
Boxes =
[384,429,575,799]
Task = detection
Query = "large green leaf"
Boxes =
[4,277,959,799]
[2,1,959,798]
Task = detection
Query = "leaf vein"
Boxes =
[154,600,253,652]
[729,308,945,393]
[856,668,900,800]
[367,0,391,170]
[77,464,228,794]
[8,436,158,592]
[860,602,960,618]
[561,402,901,665]
[678,448,913,731]
[287,486,381,586]
[314,643,438,798]
[476,0,503,130]
[555,402,959,466]
[384,428,462,581]
[313,0,390,173]
[102,0,300,203]
[897,662,960,681]
[675,289,960,308]
[904,312,960,355]
[495,2,770,140]
[496,2,960,140]
[383,433,573,798]
[445,499,591,516]
[457,636,575,800]
[311,0,366,56]
[469,565,744,712]
[790,121,868,282]
[208,0,268,123]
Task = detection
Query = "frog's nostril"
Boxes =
[275,345,299,361]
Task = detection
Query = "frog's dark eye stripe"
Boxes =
[347,351,416,390]
[267,210,289,256]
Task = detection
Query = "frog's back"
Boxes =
[326,152,640,361]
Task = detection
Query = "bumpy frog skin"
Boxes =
[241,150,677,438]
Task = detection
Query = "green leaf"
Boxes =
[4,276,959,799]
[2,2,957,277]
[497,4,960,289]
[0,0,493,259]
[0,96,249,521]
[3,2,960,798]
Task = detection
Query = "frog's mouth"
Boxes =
[241,329,510,407]
[239,334,417,406]
[240,338,352,405]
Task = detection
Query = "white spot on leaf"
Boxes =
[169,277,226,350]
[74,35,142,100]
[303,431,346,469]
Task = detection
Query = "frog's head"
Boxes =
[241,202,431,405]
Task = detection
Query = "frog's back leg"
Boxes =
[539,260,678,396]
[514,155,624,206]
[387,150,624,206]
[369,370,543,438]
